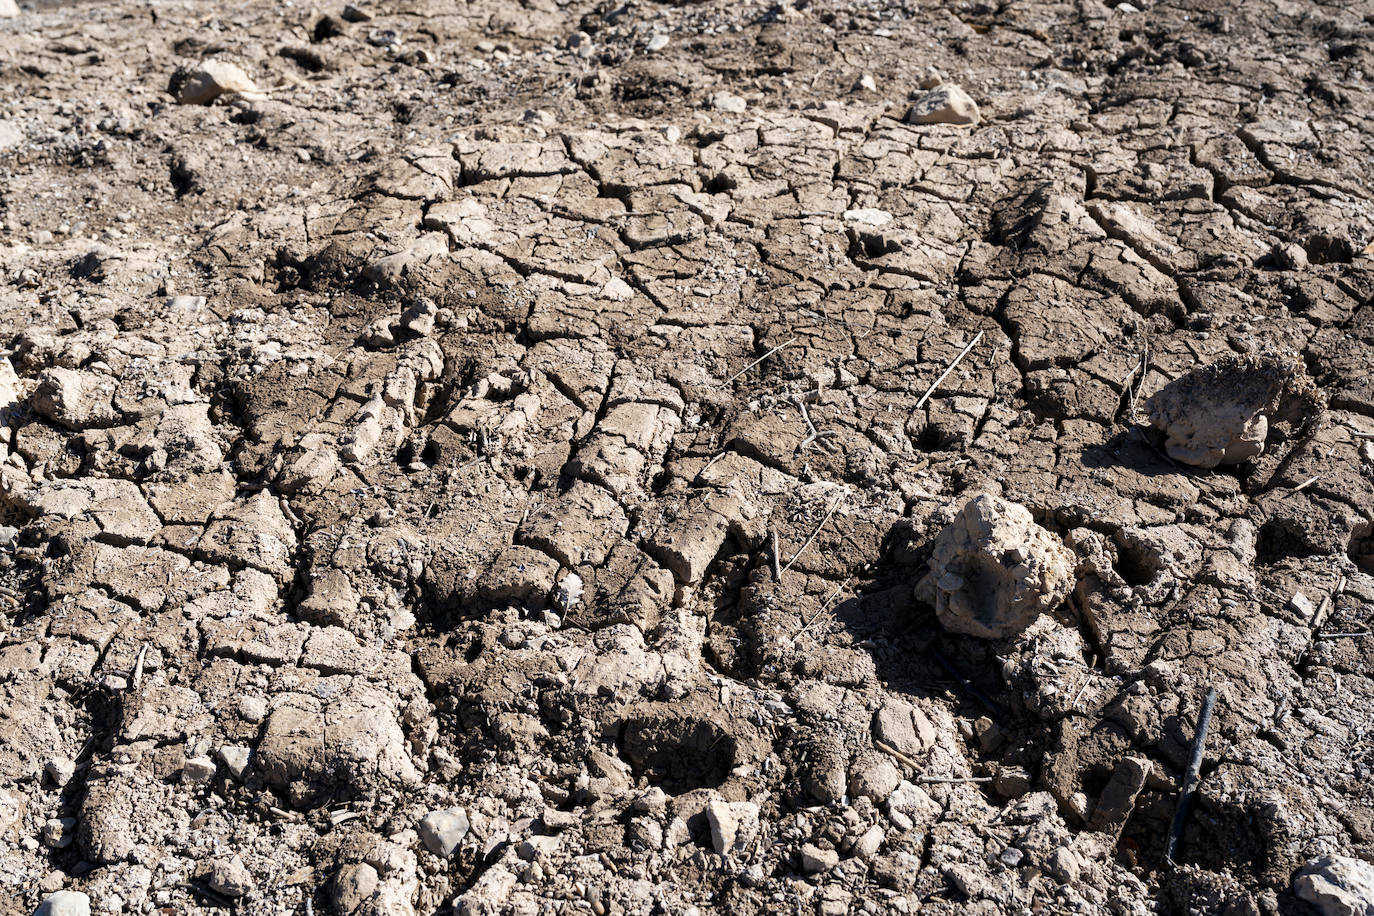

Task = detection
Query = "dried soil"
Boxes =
[2,0,1374,913]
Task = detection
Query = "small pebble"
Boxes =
[44,757,76,787]
[218,745,251,780]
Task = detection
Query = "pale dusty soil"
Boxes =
[2,0,1374,914]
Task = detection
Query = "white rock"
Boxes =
[851,824,885,860]
[177,61,259,105]
[1290,592,1315,618]
[31,367,118,430]
[710,91,747,113]
[0,787,22,838]
[554,572,583,610]
[399,297,438,336]
[1294,855,1374,916]
[41,817,76,849]
[843,208,892,227]
[166,295,207,312]
[518,835,561,860]
[0,0,17,19]
[887,781,942,826]
[205,855,254,897]
[183,756,217,782]
[418,808,470,857]
[218,745,251,780]
[905,83,980,126]
[237,695,267,724]
[44,757,76,787]
[332,863,378,913]
[33,891,90,916]
[799,843,839,873]
[705,799,759,856]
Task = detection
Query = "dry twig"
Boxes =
[1166,686,1217,865]
[915,330,984,411]
[727,337,797,384]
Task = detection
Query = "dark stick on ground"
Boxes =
[1166,686,1217,866]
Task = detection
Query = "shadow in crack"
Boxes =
[1077,426,1190,480]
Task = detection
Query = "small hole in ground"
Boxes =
[620,710,737,794]
[1112,533,1161,587]
[1256,517,1323,565]
[1351,523,1374,575]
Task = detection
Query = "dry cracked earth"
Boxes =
[2,0,1374,913]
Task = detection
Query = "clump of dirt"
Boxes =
[1143,353,1323,468]
[916,494,1076,639]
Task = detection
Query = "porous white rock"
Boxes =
[916,494,1074,638]
[905,84,979,126]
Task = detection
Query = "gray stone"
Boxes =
[850,824,885,860]
[800,843,839,873]
[204,855,254,897]
[418,807,469,857]
[44,757,76,787]
[40,818,76,849]
[177,61,258,105]
[872,698,936,757]
[705,798,759,856]
[218,745,251,780]
[332,863,378,913]
[905,84,979,126]
[711,91,747,113]
[848,753,902,802]
[183,755,217,782]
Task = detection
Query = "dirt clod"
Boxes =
[1144,353,1323,468]
[917,495,1075,638]
[3,0,1373,912]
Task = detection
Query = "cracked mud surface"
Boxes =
[2,0,1374,913]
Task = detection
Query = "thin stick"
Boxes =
[796,576,852,638]
[779,494,843,576]
[1166,686,1217,866]
[1314,575,1345,630]
[1317,631,1371,640]
[913,775,993,785]
[727,337,797,384]
[1292,475,1319,493]
[131,644,148,688]
[770,529,782,582]
[874,740,919,768]
[1121,339,1150,423]
[915,330,984,411]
